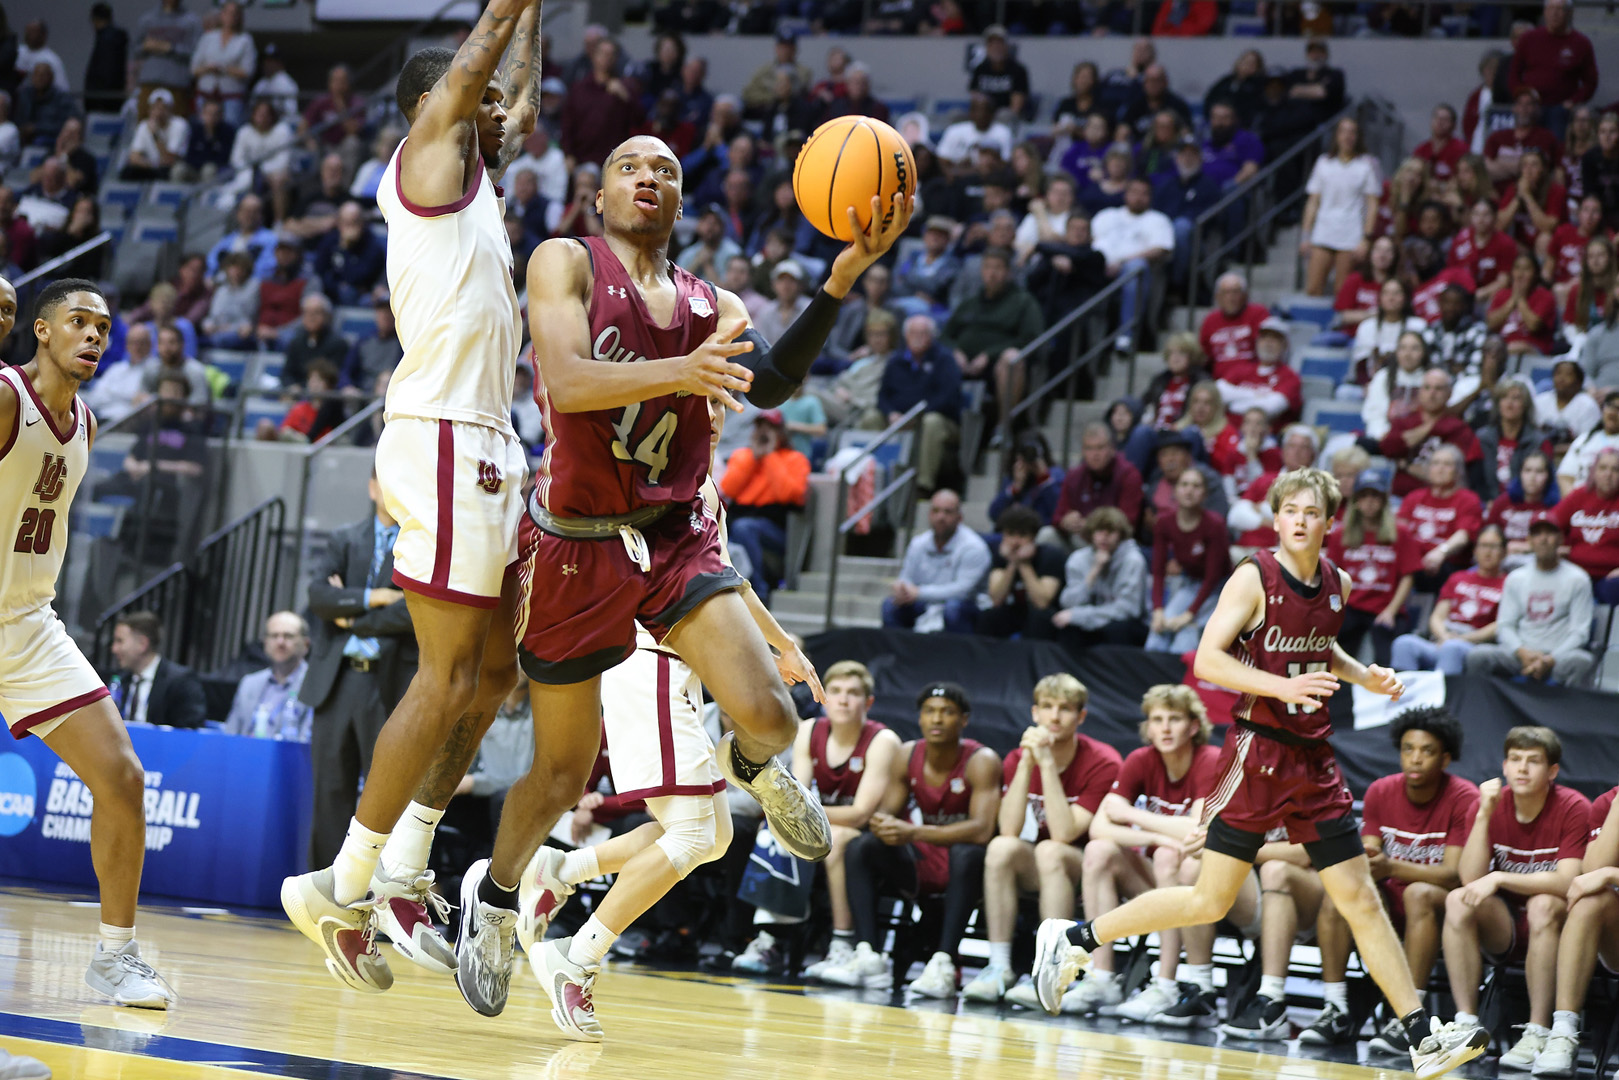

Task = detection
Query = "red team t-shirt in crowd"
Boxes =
[1199,303,1270,379]
[1486,493,1552,545]
[1151,509,1232,612]
[1361,772,1480,899]
[1111,744,1223,821]
[1498,182,1568,247]
[1437,567,1507,629]
[1487,784,1591,876]
[1488,286,1559,356]
[1328,523,1425,613]
[1150,374,1200,428]
[1413,266,1477,323]
[1553,485,1619,580]
[1398,485,1485,556]
[1548,223,1601,284]
[1208,426,1281,484]
[1002,733,1122,842]
[1414,136,1467,182]
[1334,272,1383,315]
[1483,126,1563,180]
[1447,226,1520,289]
[1379,417,1485,497]
[1590,786,1617,842]
[1231,471,1282,547]
[1218,361,1303,425]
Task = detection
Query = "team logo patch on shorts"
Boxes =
[688,295,714,317]
[476,460,503,495]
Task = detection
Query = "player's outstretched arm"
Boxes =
[729,193,914,408]
[1192,562,1340,709]
[492,0,541,182]
[528,239,755,413]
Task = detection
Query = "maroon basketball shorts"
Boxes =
[1201,724,1363,870]
[1483,898,1532,966]
[514,500,745,684]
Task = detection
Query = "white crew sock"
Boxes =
[1454,1011,1479,1026]
[571,915,618,967]
[379,801,444,881]
[989,941,1013,971]
[1153,976,1178,995]
[1552,1011,1580,1038]
[99,923,135,952]
[333,819,390,906]
[1089,969,1118,986]
[1259,974,1286,1002]
[1323,981,1349,1011]
[559,846,600,885]
[1183,963,1215,992]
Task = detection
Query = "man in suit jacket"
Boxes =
[108,610,207,728]
[301,470,417,868]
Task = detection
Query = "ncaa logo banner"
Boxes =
[0,727,313,908]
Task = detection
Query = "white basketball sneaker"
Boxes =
[818,941,892,990]
[804,937,855,981]
[83,941,177,1010]
[905,952,957,999]
[280,868,392,993]
[517,846,577,954]
[370,867,455,974]
[1114,979,1180,1023]
[961,964,1013,1003]
[536,937,604,1042]
[0,1048,51,1079]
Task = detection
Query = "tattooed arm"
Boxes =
[399,0,535,207]
[492,0,542,184]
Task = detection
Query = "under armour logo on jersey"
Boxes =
[1269,594,1284,606]
[476,460,502,495]
[31,453,67,503]
[605,285,628,299]
[562,564,579,575]
[1258,765,1276,776]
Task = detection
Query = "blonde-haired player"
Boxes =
[514,400,822,1040]
[0,277,174,1009]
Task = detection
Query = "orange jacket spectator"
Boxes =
[720,428,811,511]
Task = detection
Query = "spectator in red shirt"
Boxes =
[1328,469,1421,666]
[1323,707,1479,1036]
[1082,685,1238,1022]
[1443,727,1589,1064]
[1391,524,1508,673]
[1335,234,1399,333]
[1215,317,1303,426]
[1379,368,1487,495]
[255,234,310,345]
[1508,0,1599,134]
[1210,406,1282,492]
[1055,421,1143,542]
[1487,253,1560,356]
[1198,271,1268,378]
[1565,234,1614,332]
[1448,197,1520,306]
[1225,423,1319,550]
[1487,448,1559,565]
[301,64,367,165]
[1547,194,1608,308]
[1486,87,1564,188]
[1141,332,1210,430]
[968,674,1117,1006]
[560,39,646,172]
[1553,446,1619,601]
[1146,468,1230,654]
[1415,104,1468,188]
[1400,443,1487,589]
[1498,148,1567,249]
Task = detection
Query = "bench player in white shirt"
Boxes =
[0,277,175,1009]
[280,0,544,991]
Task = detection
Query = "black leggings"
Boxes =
[845,831,985,959]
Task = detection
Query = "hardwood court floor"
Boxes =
[0,884,1439,1080]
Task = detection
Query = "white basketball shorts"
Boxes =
[375,417,526,608]
[1,605,111,740]
[599,645,725,801]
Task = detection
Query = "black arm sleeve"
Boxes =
[739,287,843,408]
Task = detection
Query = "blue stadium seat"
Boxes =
[932,98,970,119]
[90,445,125,475]
[1522,356,1556,385]
[1282,294,1336,329]
[334,306,373,341]
[131,221,179,244]
[19,145,46,170]
[144,182,193,213]
[254,352,285,386]
[99,182,145,219]
[1304,400,1363,435]
[883,99,919,118]
[242,399,289,433]
[75,503,121,539]
[86,113,125,141]
[103,221,126,246]
[1298,352,1350,385]
[202,349,254,387]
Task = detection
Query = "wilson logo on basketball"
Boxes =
[476,460,503,495]
[31,453,67,503]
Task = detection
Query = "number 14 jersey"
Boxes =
[0,366,89,621]
[1230,548,1347,742]
[533,236,722,519]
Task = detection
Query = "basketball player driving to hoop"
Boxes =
[1030,467,1490,1080]
[281,0,543,994]
[446,134,911,1016]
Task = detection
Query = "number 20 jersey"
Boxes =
[0,367,89,621]
[1230,548,1346,742]
[533,236,721,519]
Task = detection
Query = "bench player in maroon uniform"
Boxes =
[1302,706,1479,1052]
[793,660,902,980]
[1441,727,1590,1072]
[1030,467,1489,1079]
[820,683,1000,994]
[1535,781,1619,1076]
[448,134,911,1016]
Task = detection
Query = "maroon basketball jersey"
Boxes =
[810,719,886,807]
[908,739,984,825]
[1230,548,1346,742]
[534,236,721,518]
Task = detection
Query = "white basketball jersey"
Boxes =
[0,367,90,621]
[377,139,520,437]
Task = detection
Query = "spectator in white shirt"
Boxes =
[1300,116,1381,296]
[1014,174,1076,266]
[1535,358,1603,439]
[1351,278,1426,388]
[248,43,300,123]
[1558,389,1619,490]
[190,0,256,127]
[508,123,569,205]
[936,93,1014,166]
[230,98,296,217]
[0,92,19,173]
[122,87,189,181]
[84,323,157,425]
[16,20,69,93]
[1091,177,1174,354]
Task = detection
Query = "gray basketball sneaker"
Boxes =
[84,940,177,1010]
[454,859,519,1017]
[0,1048,51,1079]
[716,732,831,861]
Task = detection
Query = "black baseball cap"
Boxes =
[916,681,972,714]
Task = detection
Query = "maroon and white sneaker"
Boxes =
[370,867,456,975]
[280,868,393,993]
[536,937,604,1042]
[517,846,576,954]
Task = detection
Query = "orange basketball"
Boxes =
[793,115,916,243]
